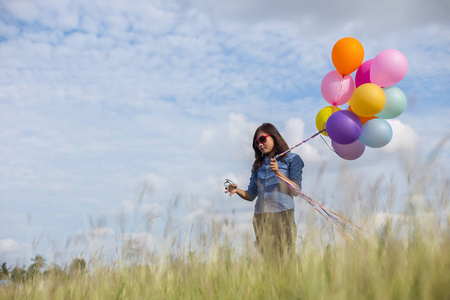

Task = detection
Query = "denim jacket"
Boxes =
[247,152,304,214]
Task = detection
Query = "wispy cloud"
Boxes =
[179,0,450,34]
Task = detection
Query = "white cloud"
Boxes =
[383,120,419,154]
[200,129,214,144]
[143,173,167,192]
[283,118,327,162]
[2,0,41,23]
[187,209,207,222]
[123,232,156,250]
[0,238,20,252]
[179,0,450,34]
[89,227,114,238]
[115,200,164,218]
[284,118,305,142]
[226,113,258,160]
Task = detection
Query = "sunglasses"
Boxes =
[254,134,270,145]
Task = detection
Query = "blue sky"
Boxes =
[1,0,449,266]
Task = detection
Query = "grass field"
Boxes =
[1,154,449,299]
[1,218,448,299]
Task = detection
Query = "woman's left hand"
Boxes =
[270,158,280,174]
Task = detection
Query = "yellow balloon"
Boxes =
[315,106,341,136]
[350,83,386,117]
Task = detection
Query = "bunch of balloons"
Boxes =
[315,37,408,160]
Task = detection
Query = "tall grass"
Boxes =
[1,151,449,299]
[2,222,449,299]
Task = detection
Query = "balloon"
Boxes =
[326,110,362,144]
[315,106,341,136]
[370,49,408,87]
[355,59,373,88]
[350,83,386,117]
[321,71,355,106]
[376,87,407,119]
[359,119,393,148]
[332,139,365,160]
[331,37,364,76]
[348,106,377,125]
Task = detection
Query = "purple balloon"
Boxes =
[355,59,373,88]
[326,110,362,144]
[332,139,365,160]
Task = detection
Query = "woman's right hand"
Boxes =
[225,184,238,196]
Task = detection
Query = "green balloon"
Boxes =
[376,87,407,119]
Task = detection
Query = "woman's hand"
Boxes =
[225,183,238,197]
[270,158,280,175]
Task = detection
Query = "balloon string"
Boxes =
[274,129,326,159]
[333,75,345,106]
[321,105,338,132]
[272,128,366,238]
[320,134,335,153]
[275,173,366,239]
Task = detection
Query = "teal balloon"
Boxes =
[359,119,393,148]
[376,87,407,119]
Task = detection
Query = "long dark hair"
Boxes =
[252,123,289,172]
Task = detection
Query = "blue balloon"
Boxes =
[359,119,393,148]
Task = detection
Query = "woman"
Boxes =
[225,123,304,256]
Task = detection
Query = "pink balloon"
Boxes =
[355,59,373,88]
[370,49,408,87]
[321,70,355,106]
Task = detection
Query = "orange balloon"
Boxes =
[348,106,377,125]
[332,37,364,76]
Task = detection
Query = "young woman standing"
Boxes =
[225,123,304,256]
